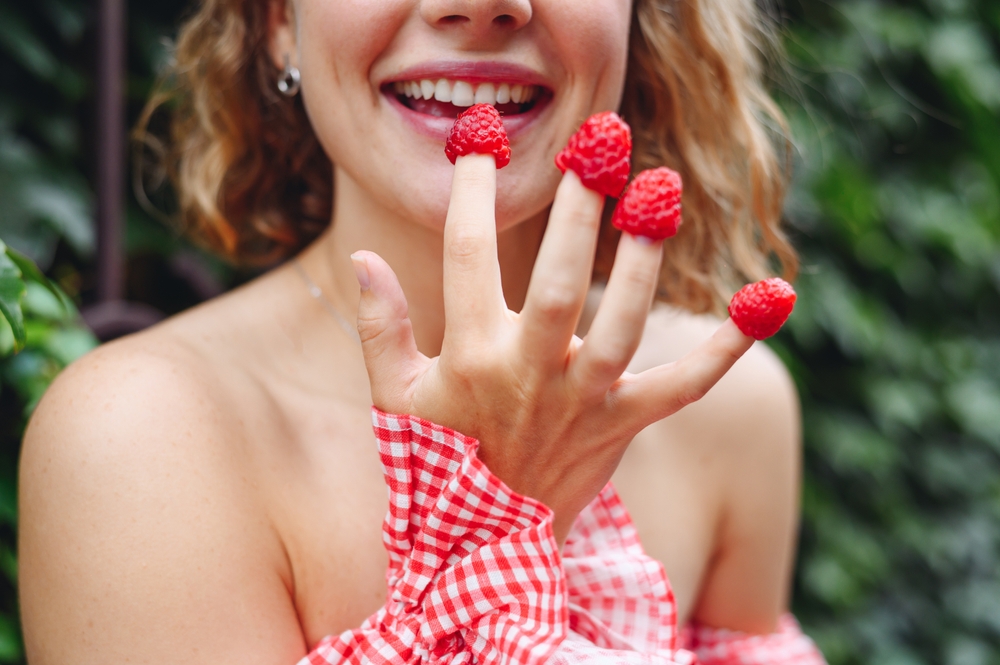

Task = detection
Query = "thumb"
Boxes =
[351,251,426,412]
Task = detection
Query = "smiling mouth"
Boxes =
[385,78,550,119]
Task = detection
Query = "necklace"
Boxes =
[292,258,362,345]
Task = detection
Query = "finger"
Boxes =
[442,154,506,344]
[352,251,429,412]
[571,233,663,398]
[518,170,605,372]
[614,319,754,427]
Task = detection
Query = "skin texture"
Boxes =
[18,0,801,662]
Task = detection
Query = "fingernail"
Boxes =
[350,253,370,292]
[631,234,656,246]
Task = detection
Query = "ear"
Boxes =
[267,0,298,70]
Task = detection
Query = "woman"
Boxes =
[18,0,822,662]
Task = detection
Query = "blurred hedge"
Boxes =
[777,1,1000,662]
[1,0,999,663]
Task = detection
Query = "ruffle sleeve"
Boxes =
[679,614,827,664]
[302,409,565,665]
[301,408,812,665]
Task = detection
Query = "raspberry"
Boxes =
[445,104,511,168]
[610,167,682,240]
[555,112,632,197]
[727,278,797,340]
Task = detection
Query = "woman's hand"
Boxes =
[351,153,754,543]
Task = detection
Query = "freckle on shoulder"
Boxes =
[24,323,240,470]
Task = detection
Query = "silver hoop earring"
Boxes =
[277,54,301,97]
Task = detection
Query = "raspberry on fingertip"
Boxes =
[445,104,511,168]
[727,278,797,340]
[611,167,683,241]
[555,111,632,198]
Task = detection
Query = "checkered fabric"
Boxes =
[303,409,564,665]
[679,614,826,664]
[561,486,679,655]
[301,409,824,665]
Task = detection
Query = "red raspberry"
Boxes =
[610,167,682,240]
[728,278,797,340]
[555,111,632,198]
[445,104,511,168]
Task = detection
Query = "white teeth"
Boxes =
[396,78,538,107]
[474,82,496,105]
[451,81,474,107]
[434,79,452,102]
[496,83,511,104]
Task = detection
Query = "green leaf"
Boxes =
[44,327,97,365]
[0,611,21,661]
[0,5,57,81]
[0,240,26,352]
[5,244,65,309]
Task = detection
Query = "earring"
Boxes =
[277,54,301,97]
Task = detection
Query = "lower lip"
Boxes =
[383,92,551,142]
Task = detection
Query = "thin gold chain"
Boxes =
[292,258,362,345]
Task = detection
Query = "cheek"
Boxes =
[296,0,401,85]
[542,0,632,107]
[295,1,455,219]
[295,0,407,163]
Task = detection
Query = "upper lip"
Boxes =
[384,60,551,89]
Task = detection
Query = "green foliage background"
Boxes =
[1,0,999,662]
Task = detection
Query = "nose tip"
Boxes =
[421,0,533,34]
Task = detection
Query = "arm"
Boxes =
[19,343,308,665]
[676,345,826,664]
[690,343,801,634]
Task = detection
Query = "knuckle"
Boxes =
[356,314,391,346]
[532,284,578,322]
[669,374,709,410]
[720,343,744,367]
[446,228,488,266]
[446,345,488,379]
[617,265,658,293]
[562,201,602,232]
[585,346,629,382]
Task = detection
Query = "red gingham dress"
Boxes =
[301,409,827,665]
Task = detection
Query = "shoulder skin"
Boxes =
[18,331,307,664]
[622,303,801,633]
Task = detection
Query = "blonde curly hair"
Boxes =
[137,0,797,314]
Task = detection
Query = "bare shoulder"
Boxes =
[623,303,801,632]
[19,313,305,662]
[21,305,256,493]
[634,303,800,447]
[632,303,801,517]
[23,261,306,467]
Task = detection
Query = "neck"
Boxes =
[299,166,547,357]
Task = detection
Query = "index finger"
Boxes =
[443,154,506,344]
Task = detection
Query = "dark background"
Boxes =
[1,0,999,662]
